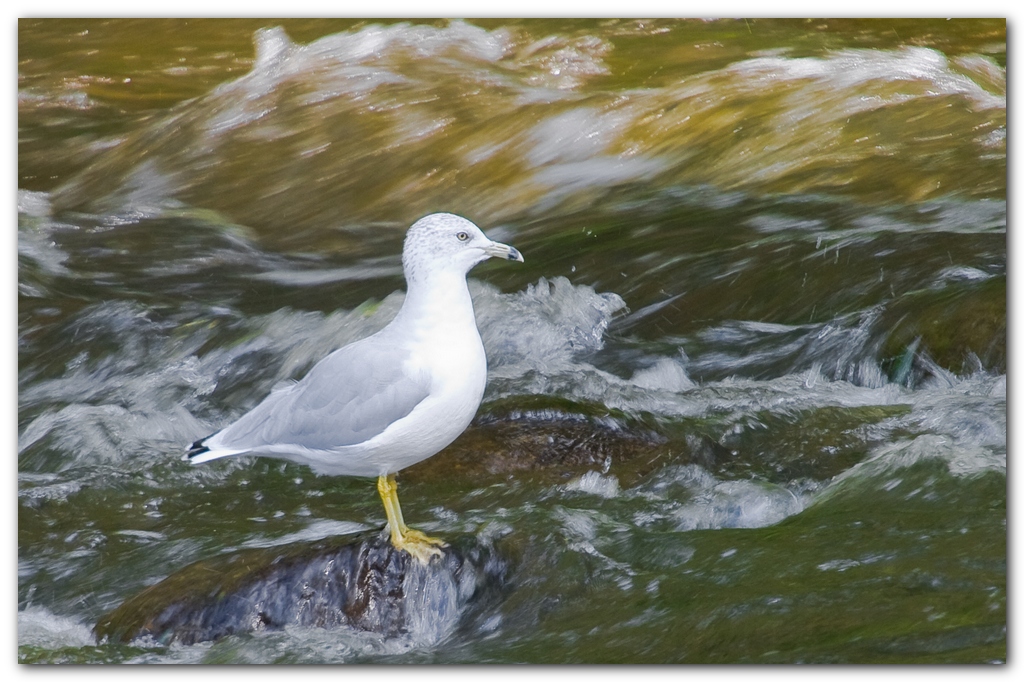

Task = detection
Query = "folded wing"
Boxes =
[189,338,430,459]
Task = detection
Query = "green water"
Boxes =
[18,18,1005,663]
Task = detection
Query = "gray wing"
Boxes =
[212,337,430,452]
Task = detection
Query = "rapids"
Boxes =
[18,18,1005,663]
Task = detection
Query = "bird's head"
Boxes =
[402,213,523,282]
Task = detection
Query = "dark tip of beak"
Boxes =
[508,246,524,263]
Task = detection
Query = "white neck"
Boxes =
[390,268,478,338]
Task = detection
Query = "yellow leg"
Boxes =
[376,474,447,563]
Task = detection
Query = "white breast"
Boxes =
[372,321,486,473]
[314,276,489,477]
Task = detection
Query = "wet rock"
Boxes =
[93,529,508,646]
[880,276,1006,380]
[403,395,669,487]
[714,404,913,482]
[403,395,911,491]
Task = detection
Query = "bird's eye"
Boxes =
[456,232,469,242]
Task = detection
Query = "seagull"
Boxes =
[185,213,523,562]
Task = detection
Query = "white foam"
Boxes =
[829,433,1005,489]
[730,47,1005,112]
[658,467,806,531]
[563,471,621,499]
[18,606,95,650]
[474,276,626,375]
[239,519,371,549]
[630,355,696,393]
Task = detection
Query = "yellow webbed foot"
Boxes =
[391,527,448,564]
[376,473,448,564]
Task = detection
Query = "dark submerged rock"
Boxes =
[401,394,902,495]
[94,529,508,646]
[712,404,913,482]
[403,395,670,488]
[880,276,1006,380]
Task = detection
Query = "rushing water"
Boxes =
[18,18,1006,663]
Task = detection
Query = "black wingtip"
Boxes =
[185,437,211,460]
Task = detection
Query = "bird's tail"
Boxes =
[184,435,242,464]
